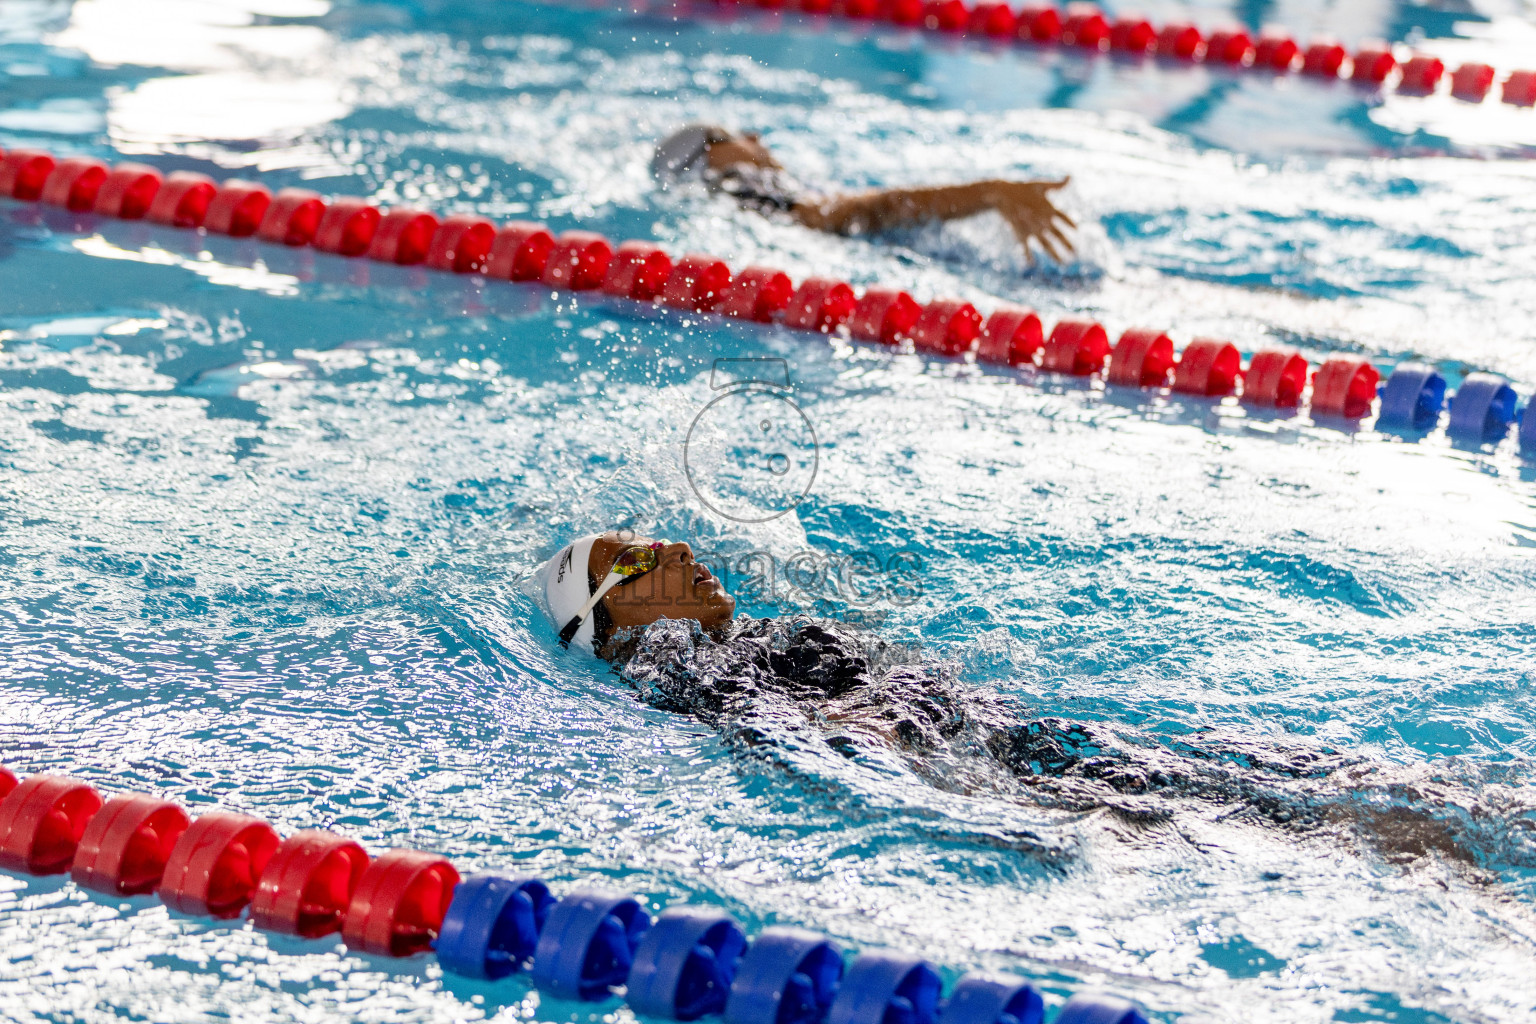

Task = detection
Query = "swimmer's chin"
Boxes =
[689,566,735,616]
[698,578,733,606]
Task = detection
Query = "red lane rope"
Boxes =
[663,0,1536,106]
[0,142,1410,421]
[0,769,460,956]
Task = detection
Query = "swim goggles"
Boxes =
[558,541,664,647]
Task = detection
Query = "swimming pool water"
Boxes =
[1,1,1535,1022]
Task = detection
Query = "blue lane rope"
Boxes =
[435,876,1152,1024]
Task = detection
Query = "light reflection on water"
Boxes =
[1,1,1535,1023]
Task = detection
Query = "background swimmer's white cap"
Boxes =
[651,124,730,184]
[536,534,602,652]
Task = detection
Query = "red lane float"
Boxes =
[910,299,982,355]
[367,209,439,265]
[250,829,370,937]
[1017,6,1061,43]
[1205,29,1255,66]
[146,171,217,229]
[661,253,733,311]
[603,241,674,300]
[159,812,281,918]
[1109,17,1155,54]
[879,0,923,26]
[1450,63,1495,102]
[487,222,555,281]
[71,794,190,896]
[40,158,108,212]
[542,231,613,290]
[1253,34,1300,72]
[1502,71,1536,107]
[921,0,967,32]
[0,149,57,201]
[1243,348,1308,408]
[93,164,162,219]
[0,775,103,875]
[427,215,497,274]
[783,278,856,333]
[341,849,461,957]
[0,767,16,800]
[1040,319,1109,375]
[1106,328,1174,388]
[837,0,880,17]
[1351,45,1396,85]
[1398,55,1444,96]
[1157,24,1203,61]
[313,198,382,257]
[716,266,794,322]
[976,307,1043,366]
[257,188,326,247]
[848,288,921,344]
[204,181,273,238]
[1302,40,1347,77]
[1171,338,1240,396]
[967,3,1015,37]
[1061,5,1109,49]
[1311,356,1380,418]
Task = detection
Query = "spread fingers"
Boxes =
[1045,224,1075,257]
[1036,231,1066,264]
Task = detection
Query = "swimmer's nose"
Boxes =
[662,541,694,565]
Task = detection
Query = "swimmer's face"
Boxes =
[589,533,736,639]
[705,132,781,172]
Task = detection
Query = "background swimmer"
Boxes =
[652,124,1077,264]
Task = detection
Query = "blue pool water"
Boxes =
[2,1,1536,1022]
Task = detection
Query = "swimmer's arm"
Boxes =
[791,178,1076,263]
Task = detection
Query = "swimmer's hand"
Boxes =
[992,177,1076,266]
[792,177,1077,265]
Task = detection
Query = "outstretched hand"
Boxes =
[993,177,1076,265]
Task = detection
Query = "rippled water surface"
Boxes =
[2,1,1536,1022]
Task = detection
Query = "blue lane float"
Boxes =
[1053,993,1151,1024]
[725,926,846,1024]
[629,907,749,1021]
[944,973,1045,1024]
[435,883,1139,1024]
[1521,403,1536,452]
[1377,363,1447,430]
[1447,372,1518,442]
[435,874,553,979]
[827,951,942,1024]
[530,888,652,1001]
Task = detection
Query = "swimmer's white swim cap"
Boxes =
[536,534,602,652]
[652,124,730,184]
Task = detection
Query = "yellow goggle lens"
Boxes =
[612,543,661,577]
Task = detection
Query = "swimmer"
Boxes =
[537,533,1518,869]
[651,124,1077,265]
